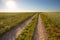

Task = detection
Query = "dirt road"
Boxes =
[0,14,36,40]
[33,15,48,40]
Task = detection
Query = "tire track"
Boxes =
[33,14,48,40]
[0,14,36,40]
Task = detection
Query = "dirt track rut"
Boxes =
[33,15,48,40]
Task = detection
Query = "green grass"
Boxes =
[0,12,35,36]
[42,12,60,29]
[40,12,60,40]
[16,14,38,40]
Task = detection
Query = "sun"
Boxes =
[6,1,16,8]
[4,0,18,12]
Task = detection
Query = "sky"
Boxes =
[0,0,60,12]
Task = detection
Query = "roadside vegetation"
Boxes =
[40,12,60,40]
[43,12,60,29]
[0,12,35,36]
[16,14,38,40]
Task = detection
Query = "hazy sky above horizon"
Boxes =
[0,0,60,12]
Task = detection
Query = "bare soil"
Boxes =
[33,15,48,40]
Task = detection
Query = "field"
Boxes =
[40,12,60,40]
[0,12,35,36]
[0,12,60,40]
[42,12,60,28]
